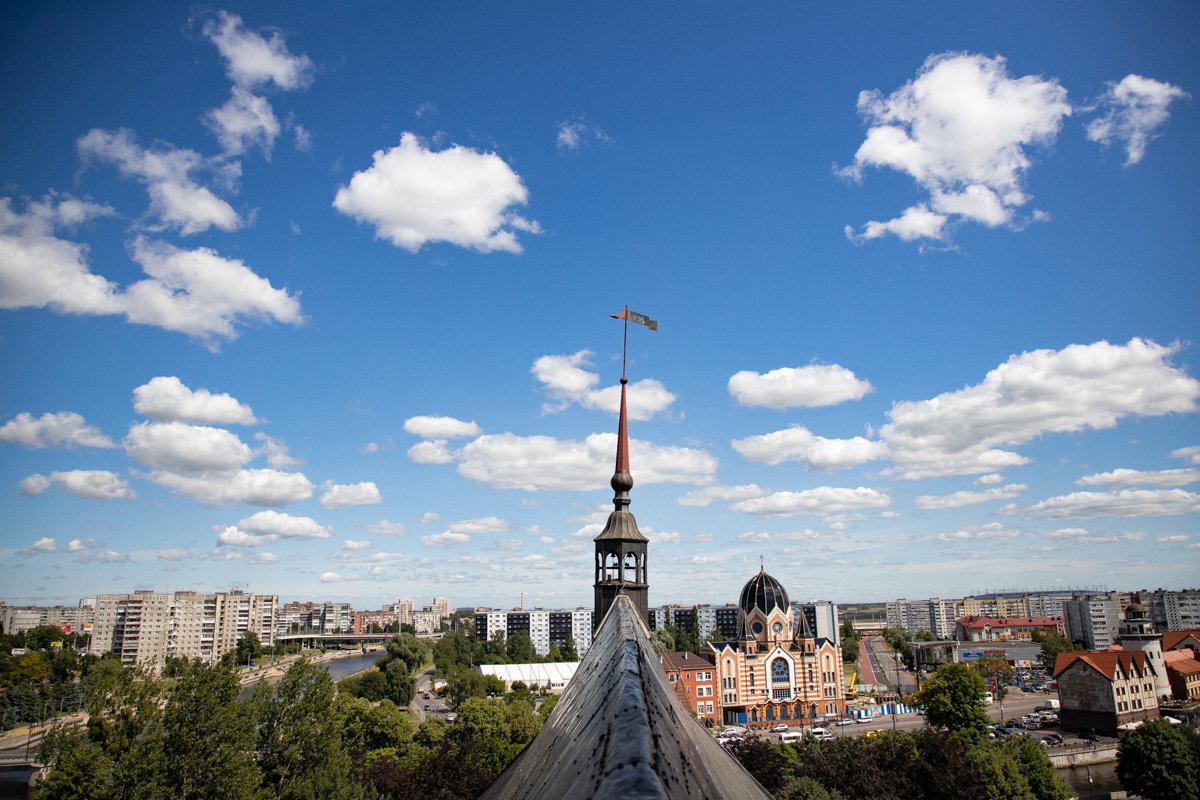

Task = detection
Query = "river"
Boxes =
[237,652,381,699]
[1057,760,1123,797]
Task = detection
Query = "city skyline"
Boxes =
[2,3,1198,607]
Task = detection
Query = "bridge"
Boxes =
[479,595,772,800]
[273,630,443,648]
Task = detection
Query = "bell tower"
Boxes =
[593,376,649,628]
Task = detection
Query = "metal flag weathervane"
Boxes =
[609,306,657,379]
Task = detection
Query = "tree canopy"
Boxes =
[914,663,990,736]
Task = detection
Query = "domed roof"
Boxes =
[1125,602,1145,617]
[739,569,789,616]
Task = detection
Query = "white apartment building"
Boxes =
[886,598,956,639]
[0,601,94,636]
[1162,590,1200,631]
[1063,596,1122,649]
[474,608,594,658]
[92,589,277,670]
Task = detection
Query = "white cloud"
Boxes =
[18,470,136,501]
[569,523,604,540]
[1085,75,1190,165]
[203,11,314,91]
[406,440,454,464]
[1077,468,1200,487]
[876,511,903,519]
[77,128,242,235]
[557,119,611,150]
[524,525,552,536]
[319,481,382,509]
[532,350,676,420]
[132,376,258,425]
[215,526,275,547]
[366,520,408,536]
[0,196,302,347]
[731,425,885,471]
[148,468,313,506]
[695,533,715,542]
[662,554,731,565]
[1171,446,1200,466]
[403,415,483,439]
[1014,489,1200,520]
[341,540,372,551]
[248,552,279,565]
[445,516,513,534]
[728,364,873,409]
[453,432,717,491]
[253,433,302,469]
[204,87,281,158]
[974,473,1005,485]
[419,512,442,524]
[933,523,1022,543]
[22,537,59,554]
[319,571,342,583]
[328,551,408,564]
[122,237,305,349]
[878,339,1200,480]
[0,411,116,449]
[729,486,890,517]
[333,133,541,254]
[914,483,1026,510]
[1157,535,1190,543]
[841,52,1070,242]
[237,510,331,539]
[495,539,524,552]
[1043,527,1141,545]
[872,533,914,544]
[420,532,471,547]
[67,538,102,552]
[125,421,252,474]
[502,554,559,570]
[674,484,769,507]
[644,529,682,544]
[736,529,842,543]
[73,549,131,564]
[360,442,380,453]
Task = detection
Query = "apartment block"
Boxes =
[1063,596,1122,649]
[0,601,94,636]
[474,608,594,658]
[791,601,841,646]
[886,598,956,639]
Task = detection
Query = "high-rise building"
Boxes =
[1140,589,1200,631]
[791,601,841,647]
[886,598,956,639]
[1063,595,1122,649]
[1118,601,1172,700]
[474,608,594,657]
[431,597,451,618]
[383,598,414,627]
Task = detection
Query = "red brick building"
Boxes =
[660,651,719,726]
[353,609,397,634]
[955,615,1064,642]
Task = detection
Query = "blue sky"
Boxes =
[2,1,1197,610]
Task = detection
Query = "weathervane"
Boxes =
[609,306,657,381]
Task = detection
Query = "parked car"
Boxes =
[1079,732,1101,742]
[771,724,790,733]
[423,704,431,711]
[1041,733,1064,745]
[836,719,855,726]
[719,727,740,737]
[444,713,457,722]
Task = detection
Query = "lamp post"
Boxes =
[1085,763,1093,800]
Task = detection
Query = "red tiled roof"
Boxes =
[1162,630,1200,652]
[1166,658,1200,677]
[1053,649,1149,680]
[659,651,713,672]
[957,615,1061,629]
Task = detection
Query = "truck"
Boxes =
[1035,699,1060,711]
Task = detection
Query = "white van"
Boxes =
[809,727,834,741]
[780,731,803,742]
[983,693,994,705]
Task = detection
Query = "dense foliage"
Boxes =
[729,728,1071,800]
[839,620,860,665]
[1030,631,1077,674]
[36,653,547,800]
[914,663,991,739]
[1116,718,1200,800]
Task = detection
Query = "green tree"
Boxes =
[340,695,413,753]
[255,658,344,795]
[506,680,534,707]
[974,652,1015,702]
[1117,718,1199,800]
[399,623,417,635]
[1031,630,1077,674]
[914,629,938,642]
[776,776,845,800]
[972,744,1035,800]
[545,644,562,662]
[999,734,1072,800]
[384,659,414,707]
[506,631,535,663]
[482,674,507,696]
[449,697,510,743]
[446,667,487,708]
[650,628,675,654]
[234,630,262,666]
[504,700,542,744]
[914,663,989,736]
[162,664,261,800]
[387,632,430,674]
[561,635,578,661]
[3,652,52,684]
[883,628,914,669]
[37,737,113,800]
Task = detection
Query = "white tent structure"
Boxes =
[479,662,581,693]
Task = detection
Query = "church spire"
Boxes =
[611,377,633,510]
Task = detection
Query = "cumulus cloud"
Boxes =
[914,483,1026,510]
[204,87,281,158]
[1157,535,1190,543]
[403,416,483,439]
[933,522,1021,543]
[732,425,885,472]
[365,520,408,536]
[125,421,252,474]
[532,350,676,420]
[0,411,116,450]
[133,376,258,425]
[148,468,313,506]
[319,481,382,509]
[333,133,540,254]
[644,529,682,544]
[341,539,372,550]
[729,486,890,518]
[1085,75,1190,165]
[77,129,242,235]
[1077,468,1199,487]
[418,513,442,525]
[877,339,1200,480]
[0,196,303,348]
[445,516,513,534]
[248,552,279,565]
[1042,527,1141,544]
[454,432,717,491]
[18,470,136,501]
[17,537,60,556]
[406,440,454,464]
[319,571,342,583]
[204,11,314,91]
[495,539,524,552]
[974,474,1005,485]
[253,433,302,469]
[237,510,331,539]
[674,484,769,507]
[728,364,873,409]
[1011,489,1200,520]
[420,532,471,547]
[67,538,103,552]
[1171,446,1200,466]
[73,549,131,564]
[840,52,1070,242]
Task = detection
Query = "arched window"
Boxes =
[771,658,790,683]
[623,552,637,582]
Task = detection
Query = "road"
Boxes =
[410,665,453,723]
[864,635,917,694]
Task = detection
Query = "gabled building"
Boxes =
[955,615,1064,642]
[705,569,845,727]
[1053,650,1160,736]
[1163,650,1200,701]
[660,651,719,726]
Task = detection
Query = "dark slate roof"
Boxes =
[594,508,648,542]
[738,569,789,616]
[479,595,773,800]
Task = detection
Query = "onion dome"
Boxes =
[739,568,789,616]
[1125,602,1145,618]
